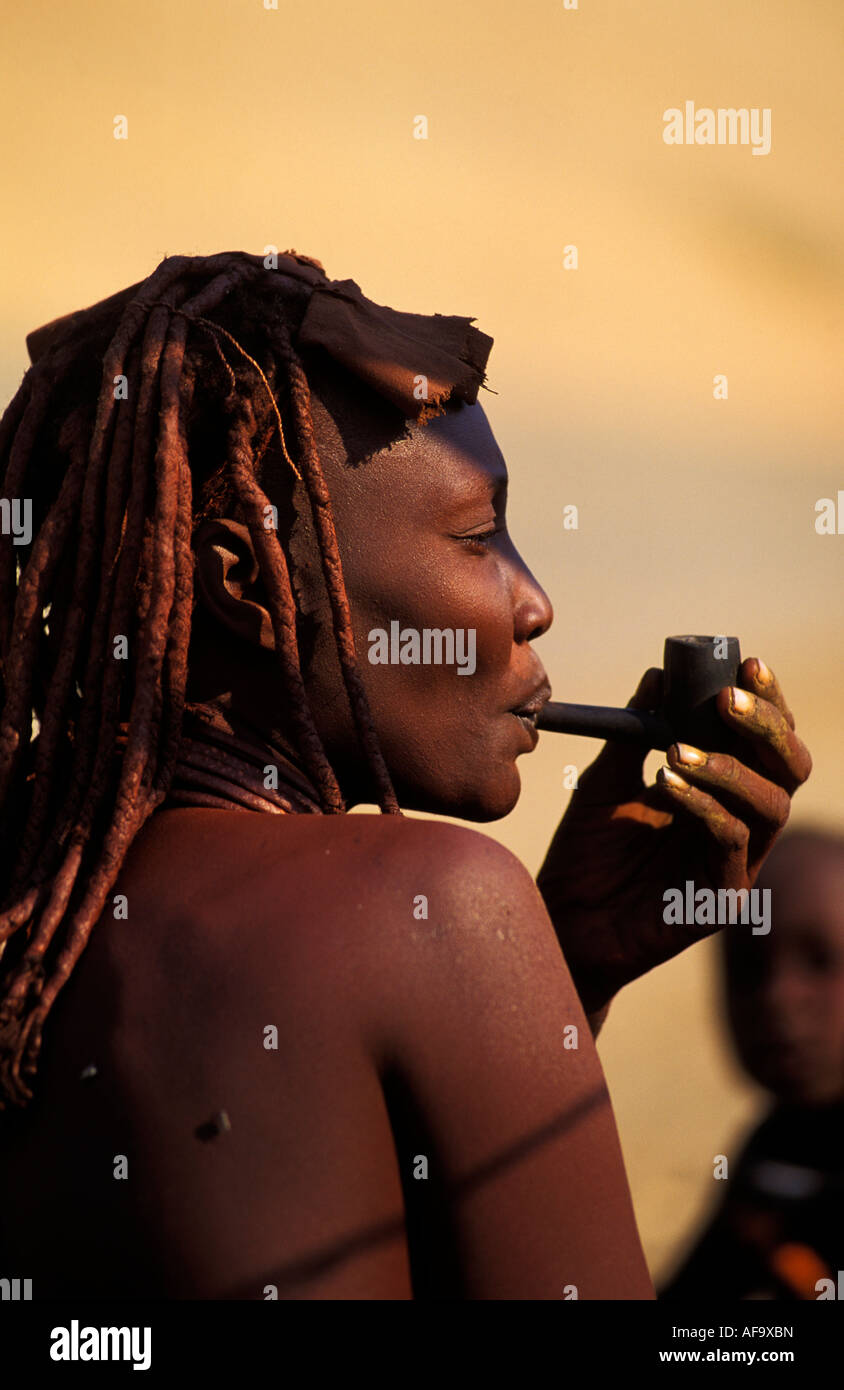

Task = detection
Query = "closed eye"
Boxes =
[454,526,500,554]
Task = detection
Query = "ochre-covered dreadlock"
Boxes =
[0,250,400,1110]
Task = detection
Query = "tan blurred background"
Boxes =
[2,0,842,1286]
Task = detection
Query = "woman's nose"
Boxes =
[514,563,553,642]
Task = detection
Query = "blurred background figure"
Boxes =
[660,828,844,1300]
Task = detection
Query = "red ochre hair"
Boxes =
[0,249,434,1109]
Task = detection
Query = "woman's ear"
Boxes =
[192,518,276,651]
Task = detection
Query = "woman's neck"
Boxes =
[162,703,325,815]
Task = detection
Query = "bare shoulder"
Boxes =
[110,807,554,1045]
[297,810,545,929]
[324,811,540,909]
[333,814,558,973]
[344,812,537,894]
[263,811,557,1000]
[121,807,541,953]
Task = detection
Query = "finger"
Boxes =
[576,667,663,802]
[628,666,664,712]
[656,764,749,879]
[666,743,791,833]
[738,656,796,731]
[714,686,812,793]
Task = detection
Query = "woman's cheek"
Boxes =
[471,588,518,677]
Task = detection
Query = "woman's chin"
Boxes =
[400,766,522,822]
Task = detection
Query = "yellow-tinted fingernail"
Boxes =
[675,743,707,767]
[755,658,773,685]
[660,766,689,789]
[730,687,753,714]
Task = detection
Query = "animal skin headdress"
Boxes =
[25,250,495,425]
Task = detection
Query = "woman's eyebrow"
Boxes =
[432,458,508,519]
[449,475,506,512]
[469,461,509,497]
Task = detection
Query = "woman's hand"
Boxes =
[536,657,812,1017]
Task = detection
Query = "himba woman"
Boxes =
[0,250,811,1299]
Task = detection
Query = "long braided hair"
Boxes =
[0,250,400,1111]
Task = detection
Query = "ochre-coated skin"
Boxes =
[0,399,811,1298]
[0,810,654,1299]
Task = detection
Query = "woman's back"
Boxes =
[0,810,655,1299]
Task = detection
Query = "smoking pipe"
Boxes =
[536,635,742,752]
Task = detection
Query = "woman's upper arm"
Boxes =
[376,823,655,1300]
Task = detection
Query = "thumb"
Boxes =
[575,666,664,801]
[627,666,664,712]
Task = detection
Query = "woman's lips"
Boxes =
[509,681,552,720]
[508,680,552,748]
[509,709,541,748]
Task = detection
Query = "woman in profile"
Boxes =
[0,250,811,1299]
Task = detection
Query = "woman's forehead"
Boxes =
[307,400,507,523]
[360,402,506,495]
